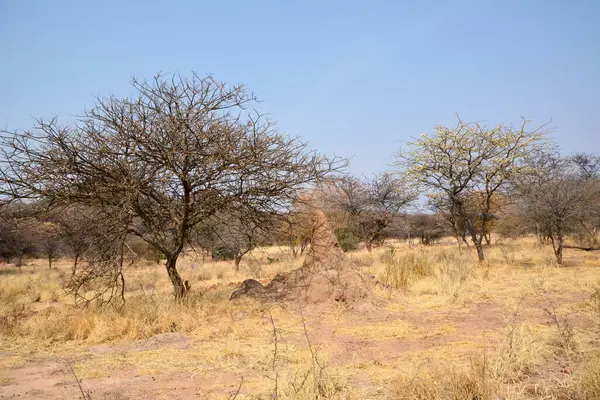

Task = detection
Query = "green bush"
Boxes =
[211,245,237,261]
[334,228,360,252]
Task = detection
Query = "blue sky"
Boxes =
[1,0,598,175]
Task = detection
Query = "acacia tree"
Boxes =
[326,173,416,251]
[0,206,37,267]
[569,153,600,245]
[38,222,62,269]
[406,214,447,246]
[205,207,274,271]
[514,152,600,264]
[398,117,548,261]
[44,205,111,276]
[0,73,339,298]
[280,210,312,258]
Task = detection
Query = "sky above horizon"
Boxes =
[1,0,599,175]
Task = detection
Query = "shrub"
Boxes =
[578,358,600,400]
[211,246,237,261]
[392,355,496,400]
[380,250,434,291]
[334,228,360,252]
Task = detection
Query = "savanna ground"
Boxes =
[1,238,600,399]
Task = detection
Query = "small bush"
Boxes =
[578,358,600,399]
[334,228,360,252]
[539,297,577,353]
[392,370,437,400]
[392,355,496,400]
[434,254,473,298]
[380,250,433,291]
[196,270,212,281]
[492,322,548,383]
[212,246,237,261]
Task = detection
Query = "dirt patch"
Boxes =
[88,332,191,354]
[0,361,67,400]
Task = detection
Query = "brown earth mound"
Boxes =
[230,209,372,305]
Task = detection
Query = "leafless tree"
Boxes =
[325,172,416,251]
[0,72,341,298]
[405,213,447,245]
[63,207,131,306]
[570,153,600,180]
[205,206,275,271]
[568,153,600,245]
[0,204,38,268]
[515,152,600,264]
[38,222,62,269]
[280,210,312,258]
[44,205,108,275]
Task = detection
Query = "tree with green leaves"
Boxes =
[398,117,548,261]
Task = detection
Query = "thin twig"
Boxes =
[65,359,92,400]
[268,309,279,399]
[227,377,243,400]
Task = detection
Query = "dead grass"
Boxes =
[1,238,599,398]
[392,354,497,400]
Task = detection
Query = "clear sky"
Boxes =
[1,0,598,175]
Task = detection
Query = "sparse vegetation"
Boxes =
[0,239,598,398]
[0,71,598,399]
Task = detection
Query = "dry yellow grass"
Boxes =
[1,237,599,399]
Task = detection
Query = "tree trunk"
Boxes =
[469,228,485,262]
[72,253,79,276]
[535,223,543,248]
[554,235,563,265]
[165,256,187,298]
[475,242,485,262]
[300,240,308,255]
[484,232,491,246]
[234,254,242,271]
[366,240,373,252]
[460,233,470,248]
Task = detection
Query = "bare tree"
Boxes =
[1,72,341,298]
[406,214,447,245]
[570,153,600,180]
[0,204,37,268]
[45,205,107,275]
[280,210,312,258]
[38,222,62,269]
[325,172,416,251]
[398,117,548,261]
[515,152,600,264]
[62,207,131,306]
[207,207,275,271]
[569,153,600,245]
